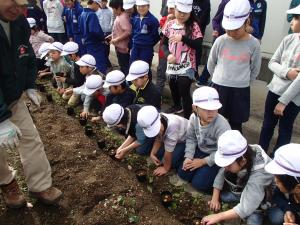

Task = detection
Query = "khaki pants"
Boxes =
[0,100,52,192]
[67,94,80,107]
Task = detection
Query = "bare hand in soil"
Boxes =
[80,111,89,119]
[208,198,221,211]
[182,158,192,171]
[184,158,206,171]
[153,166,168,177]
[64,88,73,95]
[150,154,161,166]
[91,116,101,123]
[115,149,125,159]
[202,213,222,225]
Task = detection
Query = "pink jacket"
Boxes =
[29,31,54,57]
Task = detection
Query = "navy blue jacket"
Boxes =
[131,11,160,47]
[0,16,37,122]
[250,0,267,40]
[105,87,136,108]
[26,4,47,32]
[65,1,83,39]
[79,8,105,45]
[192,0,211,35]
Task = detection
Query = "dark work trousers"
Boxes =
[130,45,153,79]
[49,32,67,44]
[116,50,130,76]
[259,91,300,156]
[104,32,112,69]
[169,75,192,119]
[156,57,167,94]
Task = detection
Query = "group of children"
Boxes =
[27,0,300,224]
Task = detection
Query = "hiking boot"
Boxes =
[165,106,182,114]
[0,179,26,209]
[30,187,62,205]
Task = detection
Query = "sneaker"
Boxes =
[195,80,208,87]
[30,187,62,205]
[165,106,182,114]
[0,179,26,209]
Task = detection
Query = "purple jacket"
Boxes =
[212,0,230,36]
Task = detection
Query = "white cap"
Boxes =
[83,75,103,96]
[38,42,51,59]
[103,104,125,127]
[167,0,175,8]
[222,0,251,30]
[215,130,248,167]
[126,60,149,81]
[123,0,136,9]
[136,0,149,6]
[93,0,101,4]
[103,70,126,88]
[27,18,36,28]
[192,87,222,110]
[175,0,193,13]
[137,106,161,138]
[287,5,300,15]
[76,54,96,67]
[265,144,300,177]
[48,42,64,52]
[61,42,79,56]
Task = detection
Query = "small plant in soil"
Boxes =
[161,191,173,208]
[135,169,147,183]
[67,107,75,116]
[84,125,93,137]
[46,94,53,102]
[79,117,87,126]
[108,149,117,159]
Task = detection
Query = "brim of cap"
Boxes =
[126,73,144,82]
[143,118,161,138]
[40,51,49,59]
[61,51,72,56]
[176,3,192,13]
[48,46,62,52]
[287,8,300,14]
[136,1,149,6]
[103,81,123,88]
[193,102,222,111]
[264,161,289,176]
[123,3,135,9]
[75,60,94,67]
[29,24,36,28]
[167,3,175,8]
[83,87,97,96]
[214,150,237,167]
[222,17,246,30]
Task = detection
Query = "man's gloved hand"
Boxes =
[26,89,42,107]
[0,120,22,151]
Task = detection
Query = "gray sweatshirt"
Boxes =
[268,33,300,106]
[96,7,113,33]
[213,145,274,219]
[208,34,261,88]
[184,113,231,166]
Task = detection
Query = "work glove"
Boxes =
[26,89,42,107]
[0,120,22,151]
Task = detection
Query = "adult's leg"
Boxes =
[116,50,130,75]
[259,91,280,152]
[86,44,107,74]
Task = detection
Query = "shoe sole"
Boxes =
[6,200,27,209]
[29,192,63,205]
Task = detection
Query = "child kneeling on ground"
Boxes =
[177,86,231,192]
[137,106,188,176]
[102,103,155,159]
[202,130,274,225]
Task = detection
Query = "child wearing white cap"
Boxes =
[126,60,161,110]
[177,87,231,192]
[123,0,137,16]
[202,130,273,225]
[102,104,155,159]
[137,106,188,176]
[162,0,203,119]
[259,5,300,156]
[37,42,52,76]
[130,0,160,75]
[207,0,261,133]
[264,144,300,225]
[64,54,104,118]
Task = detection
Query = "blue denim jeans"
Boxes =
[259,91,300,155]
[266,207,284,225]
[221,192,264,225]
[177,149,220,192]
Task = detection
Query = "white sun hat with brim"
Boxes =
[75,54,96,67]
[38,42,52,59]
[27,18,36,28]
[287,5,300,14]
[175,0,193,13]
[61,42,79,56]
[126,60,149,82]
[103,70,126,88]
[167,0,175,8]
[123,0,136,9]
[103,104,125,127]
[83,75,103,96]
[192,87,222,110]
[265,144,300,177]
[215,130,248,167]
[222,0,251,31]
[136,0,149,6]
[137,106,161,138]
[48,42,64,52]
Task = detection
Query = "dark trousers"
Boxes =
[104,32,112,68]
[116,50,130,75]
[259,91,300,155]
[130,45,154,79]
[169,75,192,119]
[49,33,67,44]
[156,57,167,94]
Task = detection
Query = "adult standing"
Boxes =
[43,0,66,43]
[0,0,62,208]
